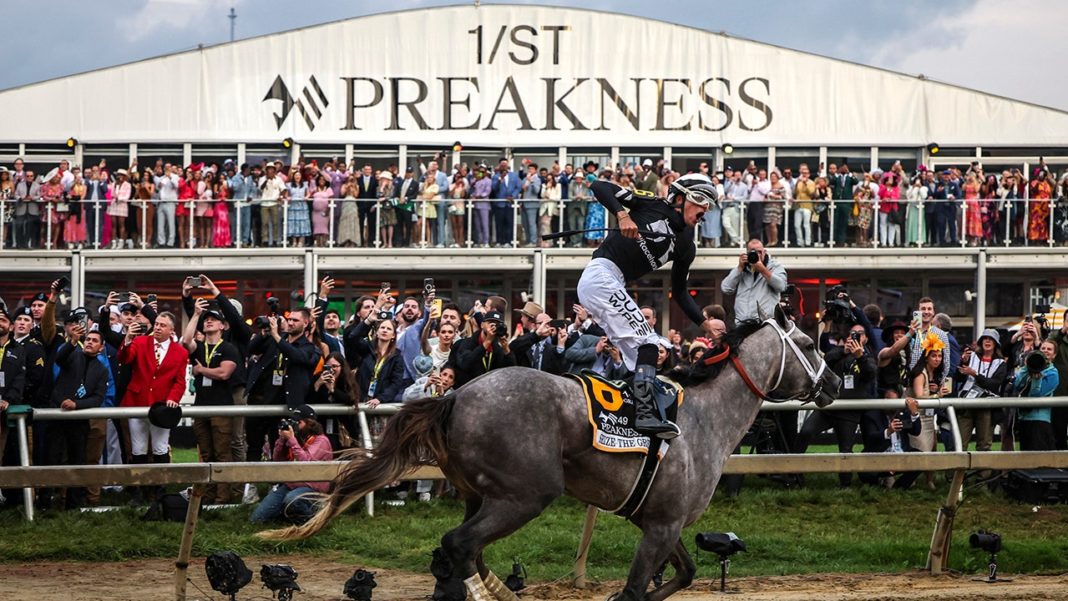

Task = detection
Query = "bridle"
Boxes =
[730,318,828,404]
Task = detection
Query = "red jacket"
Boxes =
[119,335,189,408]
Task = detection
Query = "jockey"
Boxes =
[577,173,720,439]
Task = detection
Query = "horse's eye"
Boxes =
[806,343,815,351]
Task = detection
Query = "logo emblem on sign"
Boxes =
[262,75,330,130]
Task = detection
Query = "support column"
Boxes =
[182,143,192,168]
[818,146,828,176]
[610,146,620,170]
[129,143,138,168]
[532,249,546,308]
[870,146,879,172]
[975,249,987,338]
[304,249,316,301]
[559,146,568,168]
[237,143,246,167]
[662,146,672,169]
[767,146,776,172]
[290,142,300,166]
[346,143,356,166]
[71,251,85,309]
[74,144,84,170]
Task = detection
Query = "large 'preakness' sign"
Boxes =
[2,5,1066,146]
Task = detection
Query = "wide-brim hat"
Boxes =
[148,401,182,429]
[515,301,543,320]
[115,169,129,177]
[881,321,909,347]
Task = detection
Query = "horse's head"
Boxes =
[759,305,841,408]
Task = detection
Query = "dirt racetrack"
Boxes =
[1,555,1066,600]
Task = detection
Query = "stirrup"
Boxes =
[634,414,681,440]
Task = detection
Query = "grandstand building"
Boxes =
[0,5,1066,336]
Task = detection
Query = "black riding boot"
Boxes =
[128,454,149,505]
[633,363,680,440]
[149,453,171,502]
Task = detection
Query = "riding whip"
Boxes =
[541,228,677,241]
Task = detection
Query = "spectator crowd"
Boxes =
[2,154,1067,251]
[0,259,1065,518]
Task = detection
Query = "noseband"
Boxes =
[730,319,828,404]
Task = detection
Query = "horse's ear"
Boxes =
[774,302,790,329]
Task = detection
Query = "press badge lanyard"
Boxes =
[272,348,286,386]
[202,341,222,388]
[368,355,386,396]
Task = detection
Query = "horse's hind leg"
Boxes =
[644,539,696,601]
[441,495,554,601]
[611,523,683,601]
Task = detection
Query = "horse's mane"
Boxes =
[665,320,766,388]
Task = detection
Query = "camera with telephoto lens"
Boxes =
[822,285,854,324]
[279,417,299,432]
[253,297,283,329]
[746,249,761,265]
[1025,351,1048,375]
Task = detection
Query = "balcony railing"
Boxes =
[0,196,1064,251]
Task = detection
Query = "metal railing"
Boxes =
[5,396,1068,521]
[1,196,1063,251]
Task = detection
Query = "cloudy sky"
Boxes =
[2,0,1065,110]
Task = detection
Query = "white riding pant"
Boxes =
[577,258,659,371]
[129,417,171,456]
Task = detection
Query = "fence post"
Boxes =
[187,201,195,249]
[174,483,205,601]
[0,199,6,250]
[466,199,474,248]
[141,200,148,250]
[374,200,382,248]
[927,468,967,574]
[783,199,791,248]
[357,409,375,517]
[512,199,520,248]
[16,415,34,521]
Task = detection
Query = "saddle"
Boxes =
[567,371,683,518]
[567,371,682,455]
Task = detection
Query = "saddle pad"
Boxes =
[567,372,681,455]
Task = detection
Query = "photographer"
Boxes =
[448,311,516,387]
[180,299,239,504]
[860,395,923,489]
[1012,342,1059,451]
[720,238,787,326]
[564,330,628,379]
[819,287,876,356]
[249,404,333,525]
[244,308,321,461]
[796,324,876,487]
[954,330,1007,454]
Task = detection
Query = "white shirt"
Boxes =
[258,175,286,205]
[154,338,171,365]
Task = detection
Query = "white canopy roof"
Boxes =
[3,5,1067,147]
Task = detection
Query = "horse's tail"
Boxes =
[257,395,455,541]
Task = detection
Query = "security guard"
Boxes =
[0,304,28,467]
[11,306,47,407]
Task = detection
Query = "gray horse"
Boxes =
[263,308,840,600]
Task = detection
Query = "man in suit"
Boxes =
[491,159,522,247]
[119,311,189,474]
[355,164,378,246]
[393,166,419,247]
[831,163,858,246]
[46,329,109,509]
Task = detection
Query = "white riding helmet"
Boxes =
[669,173,718,208]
